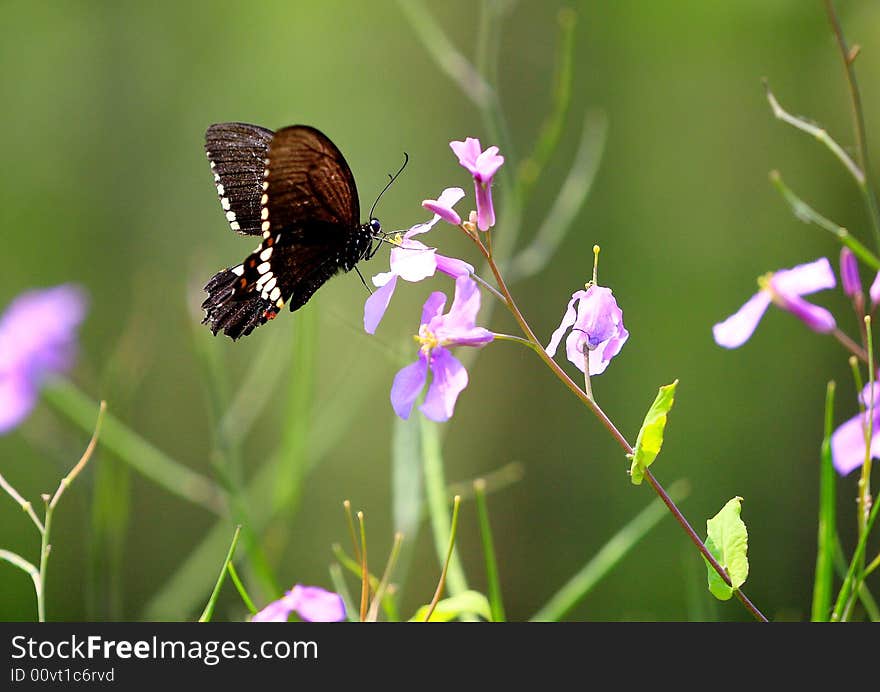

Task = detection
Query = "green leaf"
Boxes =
[812,381,836,621]
[630,380,678,485]
[391,413,423,589]
[198,526,241,622]
[409,591,491,623]
[703,497,749,601]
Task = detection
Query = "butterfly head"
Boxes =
[369,217,382,236]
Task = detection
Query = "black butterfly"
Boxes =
[201,123,382,339]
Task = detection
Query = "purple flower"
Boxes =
[831,383,880,476]
[0,285,87,434]
[450,137,504,231]
[391,276,494,422]
[251,584,346,622]
[364,189,472,335]
[713,258,837,349]
[422,187,464,226]
[870,270,880,308]
[840,248,862,299]
[545,285,628,376]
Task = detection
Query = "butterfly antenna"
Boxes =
[369,152,409,220]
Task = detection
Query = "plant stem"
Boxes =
[0,549,41,608]
[858,317,874,538]
[832,488,880,620]
[357,512,369,623]
[424,496,461,622]
[765,81,865,186]
[38,498,51,622]
[812,381,837,621]
[823,0,880,251]
[833,328,869,363]
[470,233,768,622]
[769,170,880,271]
[198,525,242,623]
[0,473,44,533]
[474,479,505,622]
[643,469,767,622]
[470,271,507,304]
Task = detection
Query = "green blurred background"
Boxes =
[2,0,879,621]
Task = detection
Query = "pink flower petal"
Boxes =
[870,271,880,306]
[364,275,399,335]
[288,585,346,622]
[546,292,583,358]
[831,411,879,476]
[390,240,437,282]
[474,180,496,231]
[450,138,483,173]
[840,247,862,298]
[712,290,773,349]
[0,374,38,434]
[435,254,474,279]
[772,257,836,295]
[391,354,429,420]
[420,348,468,422]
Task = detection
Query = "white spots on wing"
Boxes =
[257,271,274,292]
[225,210,237,222]
[257,261,271,275]
[214,174,221,183]
[262,221,271,234]
[231,264,244,276]
[260,193,268,205]
[260,247,273,261]
[276,297,285,308]
[216,183,224,197]
[261,207,269,220]
[262,181,269,191]
[270,287,281,302]
[230,221,241,231]
[221,197,231,211]
[275,234,282,243]
[258,272,278,300]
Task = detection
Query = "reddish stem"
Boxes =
[468,229,768,622]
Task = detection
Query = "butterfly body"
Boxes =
[201,123,378,339]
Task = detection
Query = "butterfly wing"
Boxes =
[202,125,369,340]
[205,123,274,236]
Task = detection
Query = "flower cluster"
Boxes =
[364,137,629,422]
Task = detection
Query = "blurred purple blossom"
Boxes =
[251,584,346,622]
[450,137,504,231]
[0,285,87,434]
[839,248,862,299]
[831,383,880,476]
[713,258,837,349]
[545,285,628,376]
[391,276,493,422]
[870,270,880,308]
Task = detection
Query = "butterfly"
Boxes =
[201,123,382,340]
